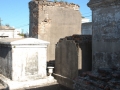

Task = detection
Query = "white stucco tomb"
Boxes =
[0,38,56,89]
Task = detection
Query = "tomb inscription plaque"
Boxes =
[25,52,38,75]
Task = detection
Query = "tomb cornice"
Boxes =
[88,0,120,10]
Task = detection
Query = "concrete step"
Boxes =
[0,83,5,90]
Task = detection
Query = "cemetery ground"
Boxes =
[0,83,73,90]
[19,84,73,90]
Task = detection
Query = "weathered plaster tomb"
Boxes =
[88,0,120,70]
[29,0,81,61]
[0,38,49,81]
[55,35,92,89]
[74,1,120,90]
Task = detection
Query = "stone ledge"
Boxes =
[53,73,74,90]
[0,74,57,90]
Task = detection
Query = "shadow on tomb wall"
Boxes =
[47,60,55,68]
[0,45,12,79]
[78,40,92,75]
[0,45,12,58]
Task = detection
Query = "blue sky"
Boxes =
[0,0,91,33]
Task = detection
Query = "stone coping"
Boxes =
[29,0,79,10]
[88,0,120,9]
[59,35,92,44]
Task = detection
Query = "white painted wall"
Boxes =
[0,29,23,38]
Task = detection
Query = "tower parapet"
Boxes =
[29,0,81,61]
[29,0,79,11]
